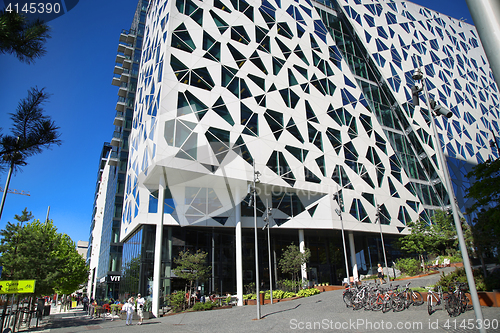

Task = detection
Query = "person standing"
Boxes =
[136,294,145,325]
[82,296,89,312]
[122,298,135,326]
[66,295,71,311]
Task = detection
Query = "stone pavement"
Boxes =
[22,269,500,333]
[30,292,500,333]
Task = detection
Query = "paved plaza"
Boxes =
[21,268,500,333]
[34,293,499,333]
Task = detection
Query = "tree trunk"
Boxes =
[478,249,488,278]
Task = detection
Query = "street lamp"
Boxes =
[248,161,261,319]
[412,68,485,332]
[263,199,273,305]
[375,203,389,281]
[333,189,350,285]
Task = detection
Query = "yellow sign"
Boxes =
[0,280,36,294]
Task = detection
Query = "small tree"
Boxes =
[278,243,310,291]
[0,214,88,296]
[172,250,210,308]
[397,219,432,271]
[399,211,472,271]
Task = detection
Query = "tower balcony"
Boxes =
[117,43,134,57]
[118,86,128,98]
[114,111,125,127]
[122,57,133,69]
[115,53,125,64]
[111,131,122,147]
[108,151,119,166]
[112,75,121,87]
[116,97,126,112]
[113,64,123,75]
[119,30,136,45]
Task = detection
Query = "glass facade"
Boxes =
[119,225,401,297]
[87,0,500,307]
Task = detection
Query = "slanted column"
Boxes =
[152,174,165,317]
[298,229,307,283]
[348,231,358,282]
[235,186,243,306]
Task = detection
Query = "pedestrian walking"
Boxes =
[122,298,135,326]
[377,263,385,284]
[136,294,145,325]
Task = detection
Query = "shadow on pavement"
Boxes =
[262,304,301,319]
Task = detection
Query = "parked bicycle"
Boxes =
[445,282,472,317]
[399,282,424,309]
[425,285,446,315]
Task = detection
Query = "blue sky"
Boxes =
[0,0,474,244]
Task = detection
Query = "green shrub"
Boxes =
[192,301,216,311]
[277,279,301,292]
[192,302,205,311]
[436,267,486,292]
[394,257,421,276]
[436,255,462,264]
[297,288,320,297]
[167,292,186,313]
[272,290,285,299]
[204,301,216,310]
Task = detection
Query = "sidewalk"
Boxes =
[14,291,500,333]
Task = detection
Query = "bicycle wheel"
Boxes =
[463,292,473,311]
[343,291,353,308]
[371,296,383,311]
[391,295,405,312]
[382,297,392,313]
[445,294,460,317]
[362,295,372,311]
[351,294,364,310]
[427,295,434,315]
[411,291,424,306]
[352,299,363,310]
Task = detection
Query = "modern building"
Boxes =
[90,0,499,315]
[86,1,150,301]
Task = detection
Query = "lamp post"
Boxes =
[263,199,273,305]
[412,68,485,332]
[375,203,389,281]
[333,189,350,284]
[248,161,261,319]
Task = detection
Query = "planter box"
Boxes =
[420,291,499,307]
[396,271,439,281]
[314,285,344,292]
